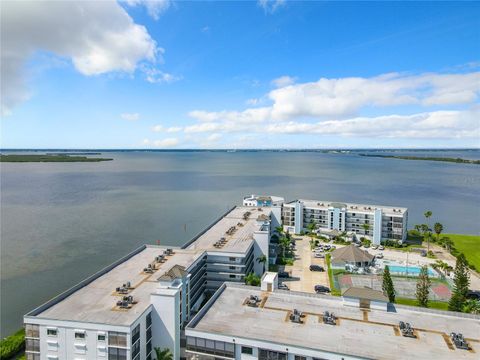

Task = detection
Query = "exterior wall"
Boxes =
[151,288,181,360]
[371,300,388,311]
[253,227,270,275]
[342,297,360,308]
[284,200,407,243]
[373,209,382,245]
[186,330,365,360]
[23,319,131,360]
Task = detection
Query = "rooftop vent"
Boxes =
[450,333,470,350]
[246,295,261,307]
[165,248,174,256]
[143,264,154,274]
[289,309,304,324]
[115,281,132,294]
[237,222,244,227]
[399,321,415,338]
[155,255,165,263]
[116,295,136,309]
[226,226,237,235]
[243,211,251,220]
[323,311,337,325]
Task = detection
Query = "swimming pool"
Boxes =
[386,265,437,277]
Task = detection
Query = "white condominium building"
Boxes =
[185,282,480,360]
[24,206,273,360]
[282,199,408,245]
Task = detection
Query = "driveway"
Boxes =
[283,236,330,293]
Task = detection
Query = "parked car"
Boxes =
[355,243,362,247]
[376,253,384,259]
[378,245,385,250]
[372,245,379,250]
[310,265,325,272]
[278,283,289,290]
[363,243,370,248]
[420,250,427,257]
[314,253,325,258]
[278,271,290,278]
[314,285,331,293]
[467,290,480,300]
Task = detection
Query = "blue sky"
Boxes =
[1,0,479,149]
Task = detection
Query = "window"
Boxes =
[108,347,127,360]
[75,332,85,340]
[258,349,287,360]
[229,257,236,261]
[229,274,236,278]
[146,312,152,328]
[26,338,40,352]
[98,334,106,341]
[47,328,57,336]
[132,324,140,344]
[241,346,253,355]
[295,356,307,360]
[108,332,127,347]
[26,354,40,360]
[229,266,236,270]
[25,324,40,338]
[186,337,234,358]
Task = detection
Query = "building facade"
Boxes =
[282,199,408,245]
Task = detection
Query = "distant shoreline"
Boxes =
[0,154,113,162]
[358,153,480,164]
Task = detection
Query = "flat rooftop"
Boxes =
[186,206,269,254]
[286,199,407,216]
[29,206,270,325]
[187,284,480,360]
[36,246,202,326]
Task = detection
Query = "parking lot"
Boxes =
[281,236,330,293]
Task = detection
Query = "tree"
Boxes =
[441,236,453,253]
[309,238,316,250]
[449,254,470,311]
[279,235,291,258]
[382,265,396,303]
[463,299,480,314]
[306,222,316,234]
[244,272,261,286]
[275,226,284,235]
[433,222,443,243]
[423,210,432,252]
[415,266,431,307]
[256,255,267,273]
[362,222,371,236]
[154,348,173,360]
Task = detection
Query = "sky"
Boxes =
[1,0,479,149]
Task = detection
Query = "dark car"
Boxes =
[278,271,290,278]
[278,283,289,290]
[314,285,330,293]
[467,290,480,300]
[309,265,325,272]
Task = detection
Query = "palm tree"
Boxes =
[424,210,432,223]
[275,226,284,235]
[154,347,173,360]
[256,255,267,273]
[279,236,291,258]
[306,222,316,235]
[463,299,480,314]
[433,222,443,243]
[442,237,453,253]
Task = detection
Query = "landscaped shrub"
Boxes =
[0,328,25,359]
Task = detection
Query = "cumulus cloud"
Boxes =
[124,0,172,20]
[166,126,182,133]
[121,113,140,121]
[1,1,159,115]
[271,75,296,88]
[187,71,480,126]
[258,0,286,13]
[152,124,164,132]
[264,109,479,139]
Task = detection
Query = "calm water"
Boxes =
[1,150,479,336]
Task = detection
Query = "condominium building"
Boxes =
[282,199,408,245]
[24,206,273,360]
[185,282,479,360]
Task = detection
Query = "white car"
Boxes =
[379,245,385,250]
[314,253,325,258]
[376,253,384,259]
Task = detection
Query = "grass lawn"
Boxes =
[396,297,449,311]
[325,254,341,296]
[445,233,480,271]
